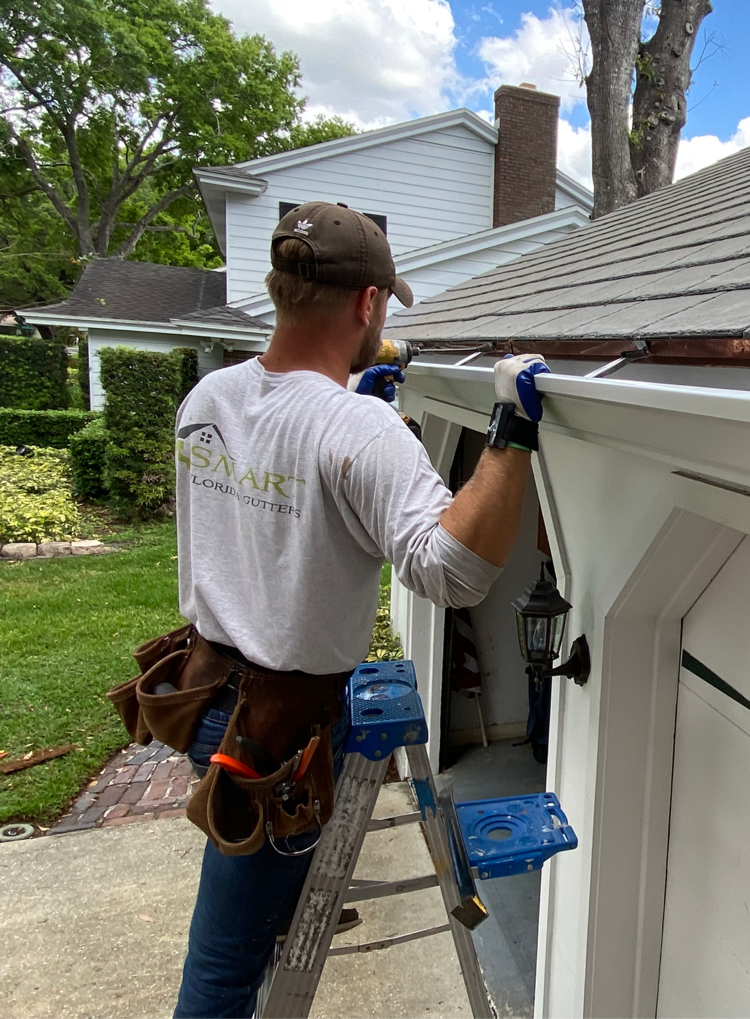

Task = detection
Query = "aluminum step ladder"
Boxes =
[260,660,577,1019]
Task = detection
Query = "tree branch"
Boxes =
[111,183,196,258]
[10,129,77,235]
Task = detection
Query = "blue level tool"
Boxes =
[456,792,578,880]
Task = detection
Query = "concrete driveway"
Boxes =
[0,784,471,1019]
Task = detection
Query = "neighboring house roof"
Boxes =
[173,304,269,331]
[387,146,750,344]
[22,259,226,325]
[21,258,270,343]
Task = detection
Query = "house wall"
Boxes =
[87,330,223,410]
[400,221,582,305]
[224,125,495,303]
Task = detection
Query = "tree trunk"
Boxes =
[583,0,646,219]
[631,0,713,197]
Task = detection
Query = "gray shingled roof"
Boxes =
[195,165,266,184]
[388,145,750,343]
[24,259,226,323]
[175,304,269,330]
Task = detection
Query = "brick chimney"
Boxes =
[493,83,560,228]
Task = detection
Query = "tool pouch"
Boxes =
[106,626,236,753]
[186,670,340,856]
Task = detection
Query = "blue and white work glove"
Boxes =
[493,354,550,422]
[354,363,405,403]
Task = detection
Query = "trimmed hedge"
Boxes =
[99,347,186,517]
[174,347,199,406]
[0,408,99,449]
[78,336,90,408]
[69,417,108,501]
[0,337,69,410]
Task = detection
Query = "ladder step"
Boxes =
[328,923,452,957]
[345,874,438,903]
[455,792,578,880]
[367,810,422,831]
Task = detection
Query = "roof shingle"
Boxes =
[23,259,226,324]
[387,146,750,343]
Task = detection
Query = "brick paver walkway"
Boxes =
[49,742,200,835]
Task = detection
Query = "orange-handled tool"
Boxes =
[210,753,262,779]
[293,736,320,783]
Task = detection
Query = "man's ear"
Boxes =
[354,286,380,325]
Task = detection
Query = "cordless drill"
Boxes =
[373,339,422,439]
[371,340,419,398]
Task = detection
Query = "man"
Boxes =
[173,201,549,1018]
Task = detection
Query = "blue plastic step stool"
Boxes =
[456,793,578,880]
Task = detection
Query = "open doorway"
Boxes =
[440,426,551,1016]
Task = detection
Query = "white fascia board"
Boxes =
[409,359,750,424]
[23,311,185,333]
[394,207,590,274]
[234,109,498,175]
[171,319,270,341]
[555,169,594,211]
[24,310,268,344]
[193,171,268,197]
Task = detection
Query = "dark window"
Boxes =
[279,202,303,220]
[364,213,387,235]
[279,201,386,236]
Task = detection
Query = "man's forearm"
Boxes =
[440,446,530,567]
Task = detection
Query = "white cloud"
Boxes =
[557,117,592,189]
[212,0,460,129]
[477,6,588,112]
[676,118,750,179]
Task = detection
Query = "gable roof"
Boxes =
[22,259,226,326]
[386,145,750,344]
[232,109,498,177]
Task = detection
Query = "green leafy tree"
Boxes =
[0,0,354,306]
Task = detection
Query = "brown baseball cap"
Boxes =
[271,201,414,308]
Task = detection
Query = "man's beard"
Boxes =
[350,313,384,374]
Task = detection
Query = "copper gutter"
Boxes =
[416,337,750,368]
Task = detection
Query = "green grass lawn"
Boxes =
[0,520,182,825]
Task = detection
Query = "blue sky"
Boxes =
[216,1,749,186]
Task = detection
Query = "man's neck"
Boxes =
[259,322,355,388]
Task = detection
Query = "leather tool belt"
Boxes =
[106,623,349,855]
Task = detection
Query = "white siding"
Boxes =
[87,329,223,411]
[398,224,582,305]
[226,125,495,303]
[555,185,578,210]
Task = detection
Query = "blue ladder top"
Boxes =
[456,793,578,880]
[344,660,428,760]
[343,660,578,879]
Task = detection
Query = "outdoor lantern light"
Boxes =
[512,563,590,686]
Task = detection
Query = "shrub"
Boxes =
[0,408,99,449]
[0,446,81,543]
[78,336,90,408]
[0,337,69,410]
[99,347,182,517]
[173,347,199,406]
[69,417,108,500]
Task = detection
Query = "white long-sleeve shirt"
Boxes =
[175,357,500,674]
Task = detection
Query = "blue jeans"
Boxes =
[174,703,350,1018]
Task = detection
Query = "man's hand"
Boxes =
[355,363,405,403]
[493,354,550,422]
